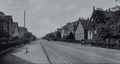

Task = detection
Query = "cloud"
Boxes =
[0,0,119,38]
[78,8,92,18]
[65,4,76,11]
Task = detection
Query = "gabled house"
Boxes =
[87,7,115,40]
[5,15,14,38]
[0,12,9,38]
[75,18,89,40]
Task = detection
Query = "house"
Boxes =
[75,18,89,40]
[0,11,20,39]
[61,21,78,39]
[12,22,19,37]
[0,12,9,38]
[18,27,28,38]
[87,7,114,40]
[61,29,68,39]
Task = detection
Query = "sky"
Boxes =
[0,0,119,38]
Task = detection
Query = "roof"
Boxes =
[88,8,115,30]
[4,15,13,22]
[63,22,72,29]
[0,12,6,20]
[81,19,89,29]
[77,18,89,30]
[13,22,19,27]
[74,20,79,31]
[0,11,5,16]
[63,21,79,31]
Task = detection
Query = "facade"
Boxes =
[18,27,28,38]
[0,11,34,41]
[0,12,9,38]
[5,15,14,38]
[61,21,78,39]
[88,30,93,39]
[75,18,89,40]
[61,29,68,38]
[87,7,113,40]
[12,22,19,37]
[0,12,21,39]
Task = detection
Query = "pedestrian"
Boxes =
[26,47,29,53]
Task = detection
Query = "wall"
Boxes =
[75,21,84,40]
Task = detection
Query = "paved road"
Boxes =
[40,39,120,64]
[1,39,120,64]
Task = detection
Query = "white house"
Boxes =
[75,18,89,40]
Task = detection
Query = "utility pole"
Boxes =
[24,10,26,43]
[24,10,29,53]
[24,11,26,31]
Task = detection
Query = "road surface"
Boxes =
[1,39,120,64]
[40,39,120,64]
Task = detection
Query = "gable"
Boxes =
[75,20,85,40]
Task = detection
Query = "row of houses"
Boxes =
[0,11,34,40]
[58,18,90,40]
[43,6,120,41]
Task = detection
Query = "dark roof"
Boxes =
[0,11,5,16]
[74,20,79,31]
[88,9,116,30]
[63,21,79,31]
[0,12,6,20]
[5,15,13,22]
[79,19,89,29]
[13,22,18,27]
[63,22,71,30]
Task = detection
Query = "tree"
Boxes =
[112,5,120,11]
[97,26,110,40]
[67,32,75,40]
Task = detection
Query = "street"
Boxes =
[1,39,120,64]
[41,40,120,64]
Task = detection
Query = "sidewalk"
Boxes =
[12,40,49,64]
[0,54,34,64]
